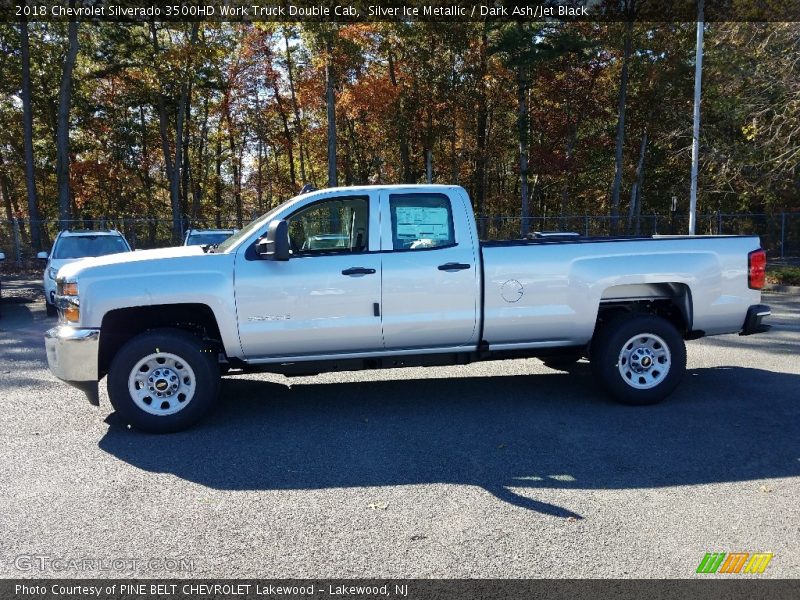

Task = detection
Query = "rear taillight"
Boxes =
[748,248,766,289]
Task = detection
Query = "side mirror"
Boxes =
[256,220,290,261]
[37,251,48,260]
[0,251,5,261]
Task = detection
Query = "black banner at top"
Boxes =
[3,0,800,23]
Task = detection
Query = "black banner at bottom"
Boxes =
[2,579,799,600]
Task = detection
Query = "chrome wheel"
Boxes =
[127,352,196,416]
[617,332,671,390]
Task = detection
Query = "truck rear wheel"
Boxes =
[590,314,686,406]
[107,328,220,433]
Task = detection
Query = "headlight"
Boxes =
[58,281,78,296]
[56,280,80,323]
[48,267,58,280]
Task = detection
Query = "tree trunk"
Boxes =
[474,27,488,236]
[425,109,433,183]
[150,23,178,241]
[284,31,307,184]
[387,50,412,184]
[0,149,27,246]
[192,96,209,221]
[517,63,530,237]
[181,81,192,216]
[257,139,263,213]
[136,105,157,246]
[224,109,242,228]
[271,78,296,189]
[171,23,199,241]
[627,129,648,234]
[20,18,42,250]
[56,9,79,229]
[610,19,633,234]
[560,121,578,219]
[214,135,222,228]
[326,35,337,188]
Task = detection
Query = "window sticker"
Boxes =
[395,206,451,242]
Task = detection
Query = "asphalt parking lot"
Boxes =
[0,282,798,579]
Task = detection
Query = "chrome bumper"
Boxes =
[45,326,100,405]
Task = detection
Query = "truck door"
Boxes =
[235,193,384,358]
[379,190,480,350]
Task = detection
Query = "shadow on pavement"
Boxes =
[99,365,800,519]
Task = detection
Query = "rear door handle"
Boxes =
[438,262,471,271]
[342,267,376,276]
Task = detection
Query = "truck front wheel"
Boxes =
[590,314,686,406]
[107,328,220,433]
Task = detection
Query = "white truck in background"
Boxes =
[44,185,770,433]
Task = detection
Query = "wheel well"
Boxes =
[99,304,223,377]
[596,283,693,338]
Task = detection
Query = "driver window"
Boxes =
[287,196,369,255]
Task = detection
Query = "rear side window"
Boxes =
[53,235,129,259]
[389,193,455,250]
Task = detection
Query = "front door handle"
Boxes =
[342,267,376,276]
[438,262,471,271]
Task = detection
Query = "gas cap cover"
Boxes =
[501,279,524,303]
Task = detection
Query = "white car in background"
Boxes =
[183,228,237,247]
[39,230,131,316]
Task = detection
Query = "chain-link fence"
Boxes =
[1,213,798,266]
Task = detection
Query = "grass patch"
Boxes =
[766,265,800,286]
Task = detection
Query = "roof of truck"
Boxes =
[296,183,464,198]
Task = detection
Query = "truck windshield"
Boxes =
[214,201,290,253]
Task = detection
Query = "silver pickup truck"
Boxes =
[45,185,770,433]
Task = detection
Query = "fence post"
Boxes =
[584,215,589,237]
[12,218,21,266]
[780,212,786,259]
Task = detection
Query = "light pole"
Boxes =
[689,0,705,235]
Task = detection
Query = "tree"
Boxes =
[610,15,634,234]
[325,32,337,188]
[19,17,41,250]
[150,22,200,243]
[490,22,588,236]
[56,5,79,228]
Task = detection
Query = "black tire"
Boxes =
[590,314,686,406]
[45,302,58,317]
[107,328,220,433]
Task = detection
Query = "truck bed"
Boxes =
[479,234,763,350]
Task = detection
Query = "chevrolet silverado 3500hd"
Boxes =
[44,185,770,432]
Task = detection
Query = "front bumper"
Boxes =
[45,326,100,405]
[740,304,771,336]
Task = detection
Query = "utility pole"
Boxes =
[689,0,705,235]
